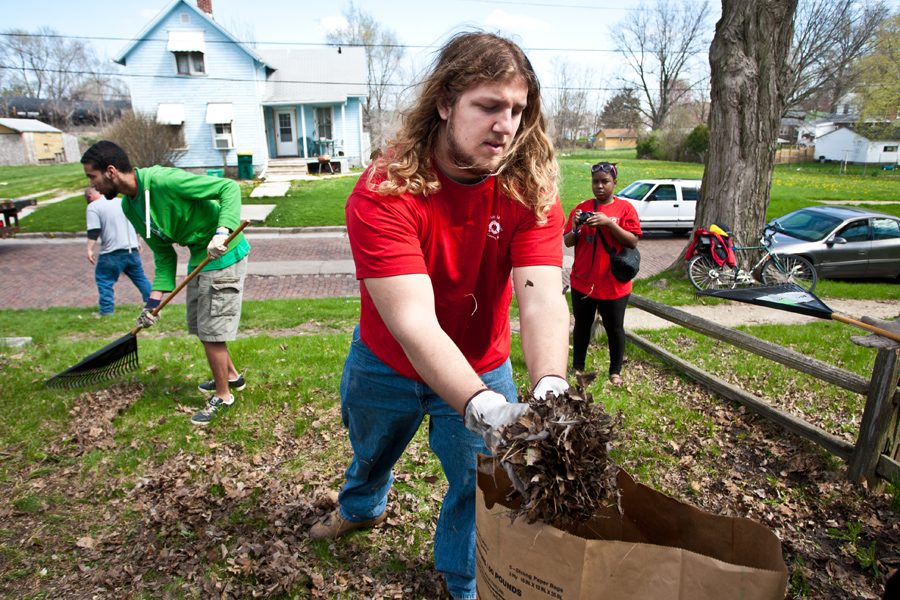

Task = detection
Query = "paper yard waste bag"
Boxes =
[475,455,788,600]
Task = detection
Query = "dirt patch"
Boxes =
[626,298,900,331]
[239,320,355,338]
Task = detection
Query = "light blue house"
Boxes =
[113,0,368,178]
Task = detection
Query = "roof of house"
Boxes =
[113,0,271,69]
[258,47,368,104]
[818,123,900,142]
[597,128,637,137]
[0,118,62,133]
[849,124,900,142]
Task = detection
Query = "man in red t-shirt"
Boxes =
[308,32,571,600]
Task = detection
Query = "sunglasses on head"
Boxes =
[591,162,617,177]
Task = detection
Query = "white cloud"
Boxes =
[484,9,550,32]
[317,15,349,35]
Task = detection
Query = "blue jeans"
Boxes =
[338,326,517,600]
[95,249,152,315]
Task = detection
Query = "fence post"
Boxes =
[847,348,900,491]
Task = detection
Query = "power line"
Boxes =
[0,65,682,92]
[0,31,624,54]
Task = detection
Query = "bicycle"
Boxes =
[687,225,817,292]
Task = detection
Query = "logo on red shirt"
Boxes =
[487,217,502,240]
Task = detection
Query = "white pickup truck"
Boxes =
[617,179,701,235]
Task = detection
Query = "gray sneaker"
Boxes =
[191,394,235,426]
[198,374,246,393]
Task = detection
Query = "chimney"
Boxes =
[197,0,213,16]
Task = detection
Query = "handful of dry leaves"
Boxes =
[495,373,624,526]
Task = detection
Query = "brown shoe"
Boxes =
[309,508,386,540]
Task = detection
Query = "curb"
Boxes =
[15,231,86,239]
[11,225,348,239]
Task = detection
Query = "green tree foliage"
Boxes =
[102,111,187,169]
[635,132,664,160]
[599,88,643,130]
[684,123,709,163]
[854,14,900,122]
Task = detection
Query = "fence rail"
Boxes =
[627,294,900,489]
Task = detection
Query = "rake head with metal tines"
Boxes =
[44,333,139,390]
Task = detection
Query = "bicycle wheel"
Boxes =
[688,255,733,290]
[760,254,817,292]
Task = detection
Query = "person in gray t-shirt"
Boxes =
[85,186,152,316]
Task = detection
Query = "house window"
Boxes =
[170,125,187,148]
[884,146,898,152]
[175,52,205,75]
[278,113,293,142]
[206,103,234,149]
[315,107,333,140]
[180,13,191,24]
[212,123,233,149]
[157,103,187,148]
[168,30,206,75]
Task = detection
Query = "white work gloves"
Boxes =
[464,390,531,450]
[207,227,230,260]
[850,316,900,350]
[136,298,162,329]
[532,375,569,400]
[137,308,159,329]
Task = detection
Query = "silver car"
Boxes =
[767,206,900,280]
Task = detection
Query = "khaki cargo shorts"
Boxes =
[186,256,247,342]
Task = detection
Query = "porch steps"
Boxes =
[265,158,309,182]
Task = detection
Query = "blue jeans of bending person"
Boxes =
[95,249,152,315]
[338,326,517,600]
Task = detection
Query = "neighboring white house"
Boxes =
[815,125,900,165]
[0,118,80,166]
[113,0,368,177]
[778,117,817,146]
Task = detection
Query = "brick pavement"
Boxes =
[0,231,686,311]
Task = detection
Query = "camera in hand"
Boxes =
[577,211,594,225]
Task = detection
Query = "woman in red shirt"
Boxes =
[563,162,642,386]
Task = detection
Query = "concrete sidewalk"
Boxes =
[0,228,687,310]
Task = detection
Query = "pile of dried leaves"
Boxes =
[497,373,624,526]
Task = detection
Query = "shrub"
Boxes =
[102,111,187,168]
[636,133,662,160]
[684,124,709,163]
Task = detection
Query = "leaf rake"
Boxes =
[44,220,250,390]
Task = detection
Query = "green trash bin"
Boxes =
[237,153,253,180]
[207,169,224,178]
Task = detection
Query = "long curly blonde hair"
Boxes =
[368,32,558,221]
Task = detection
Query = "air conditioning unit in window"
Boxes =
[214,135,233,150]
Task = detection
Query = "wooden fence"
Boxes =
[626,294,900,490]
[775,146,815,164]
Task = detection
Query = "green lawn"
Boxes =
[0,163,87,201]
[11,153,900,234]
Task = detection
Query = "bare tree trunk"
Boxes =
[677,0,798,270]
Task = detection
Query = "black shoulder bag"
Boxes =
[599,226,641,283]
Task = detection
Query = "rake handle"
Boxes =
[831,313,900,344]
[130,220,251,335]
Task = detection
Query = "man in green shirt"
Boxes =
[81,141,250,425]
